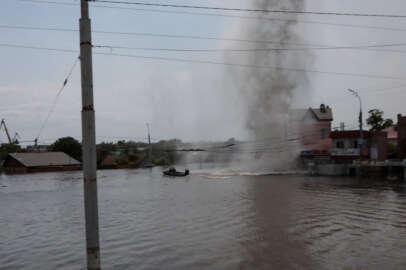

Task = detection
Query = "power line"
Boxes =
[1,43,406,80]
[92,0,406,18]
[0,24,323,47]
[0,43,77,53]
[5,25,406,54]
[93,43,406,53]
[36,56,80,140]
[95,51,406,81]
[20,0,406,32]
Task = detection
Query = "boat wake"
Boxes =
[193,170,299,179]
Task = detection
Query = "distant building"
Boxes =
[294,104,334,167]
[382,125,398,146]
[291,104,333,150]
[99,154,129,169]
[2,152,81,173]
[330,130,387,163]
[397,114,406,159]
[26,145,49,152]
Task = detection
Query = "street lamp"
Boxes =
[348,89,363,160]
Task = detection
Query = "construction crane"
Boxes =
[12,132,20,144]
[0,119,21,145]
[0,119,13,144]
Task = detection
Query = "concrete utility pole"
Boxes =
[79,1,101,269]
[348,89,363,161]
[147,123,152,164]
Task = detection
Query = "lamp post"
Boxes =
[348,89,363,161]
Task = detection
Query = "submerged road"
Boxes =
[1,167,406,269]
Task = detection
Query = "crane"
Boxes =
[0,119,22,145]
[0,119,13,144]
[12,132,20,144]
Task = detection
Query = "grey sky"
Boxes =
[1,0,406,144]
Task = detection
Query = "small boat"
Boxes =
[163,167,189,177]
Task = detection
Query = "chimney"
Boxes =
[320,104,326,113]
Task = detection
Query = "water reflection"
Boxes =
[237,176,320,270]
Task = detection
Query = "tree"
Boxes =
[0,143,21,161]
[50,137,82,161]
[366,109,393,132]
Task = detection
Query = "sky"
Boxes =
[2,0,406,145]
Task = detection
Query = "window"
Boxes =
[321,128,326,139]
[336,140,344,148]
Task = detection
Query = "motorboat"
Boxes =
[163,167,189,177]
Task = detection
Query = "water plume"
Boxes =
[230,0,309,170]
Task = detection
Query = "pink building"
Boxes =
[382,125,398,146]
[291,104,333,152]
[296,104,333,165]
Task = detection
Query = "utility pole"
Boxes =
[348,89,363,161]
[79,1,101,269]
[147,123,152,164]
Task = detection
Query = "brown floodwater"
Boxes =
[1,167,406,270]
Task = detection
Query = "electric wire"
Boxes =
[95,51,406,81]
[19,0,406,33]
[87,9,406,32]
[0,43,77,53]
[92,0,406,18]
[36,56,80,141]
[1,43,405,81]
[93,43,406,53]
[0,24,328,47]
[5,25,406,55]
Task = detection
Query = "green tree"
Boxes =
[50,137,82,161]
[366,109,393,132]
[0,143,21,161]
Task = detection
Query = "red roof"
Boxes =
[330,130,371,139]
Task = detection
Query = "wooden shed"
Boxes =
[3,152,81,173]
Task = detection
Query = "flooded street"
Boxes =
[1,168,406,270]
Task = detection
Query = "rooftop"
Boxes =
[290,104,333,122]
[310,106,333,121]
[8,152,80,167]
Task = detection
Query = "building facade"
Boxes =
[291,104,333,150]
[397,114,406,159]
[330,130,387,163]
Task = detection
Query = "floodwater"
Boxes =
[1,167,406,270]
